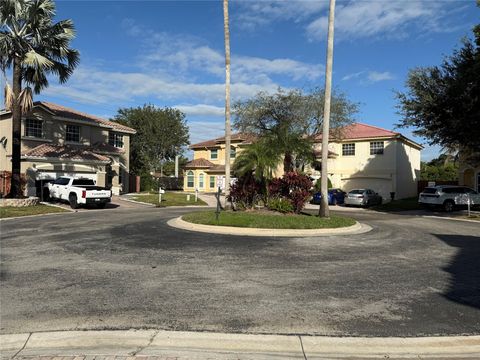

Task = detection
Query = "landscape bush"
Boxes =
[267,197,294,213]
[227,174,263,210]
[268,172,313,213]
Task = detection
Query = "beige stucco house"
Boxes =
[458,151,480,193]
[0,101,135,197]
[184,123,422,200]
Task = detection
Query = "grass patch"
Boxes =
[371,197,420,212]
[0,204,69,219]
[182,210,356,229]
[130,191,207,207]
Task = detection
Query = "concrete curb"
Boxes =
[1,331,479,359]
[421,215,480,224]
[117,197,156,207]
[167,216,372,237]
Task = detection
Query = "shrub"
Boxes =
[227,174,262,210]
[267,197,294,213]
[314,177,333,191]
[268,172,313,213]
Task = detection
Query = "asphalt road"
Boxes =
[1,207,479,336]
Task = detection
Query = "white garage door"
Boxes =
[341,177,392,199]
[36,171,97,182]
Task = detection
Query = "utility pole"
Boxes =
[223,0,231,207]
[319,0,336,218]
[174,154,179,178]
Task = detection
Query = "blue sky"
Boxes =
[14,0,480,160]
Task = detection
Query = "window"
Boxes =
[187,171,194,188]
[66,124,80,142]
[370,141,384,155]
[25,119,43,138]
[199,173,204,188]
[72,179,95,186]
[342,143,355,156]
[210,149,218,160]
[209,176,215,188]
[109,132,124,148]
[230,146,236,158]
[54,177,70,186]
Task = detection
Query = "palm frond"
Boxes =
[19,86,33,113]
[4,81,13,111]
[23,49,54,69]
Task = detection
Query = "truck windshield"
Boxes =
[72,179,96,186]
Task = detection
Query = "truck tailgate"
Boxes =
[86,190,111,198]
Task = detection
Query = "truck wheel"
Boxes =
[443,200,455,212]
[69,194,79,209]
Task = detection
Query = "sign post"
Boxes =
[158,187,165,204]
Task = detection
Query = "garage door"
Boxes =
[341,177,392,199]
[35,171,97,181]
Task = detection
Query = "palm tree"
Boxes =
[223,0,231,206]
[319,0,336,217]
[233,140,282,182]
[0,0,79,198]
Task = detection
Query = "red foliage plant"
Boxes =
[268,172,313,213]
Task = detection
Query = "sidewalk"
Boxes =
[2,330,479,360]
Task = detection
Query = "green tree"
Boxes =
[420,154,459,181]
[233,140,282,182]
[396,5,480,155]
[1,0,79,198]
[114,105,190,176]
[233,88,358,173]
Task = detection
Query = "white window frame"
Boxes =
[209,175,215,188]
[187,171,194,188]
[66,124,80,143]
[199,173,205,189]
[109,132,124,148]
[370,141,384,155]
[342,143,355,156]
[230,146,236,159]
[25,118,43,138]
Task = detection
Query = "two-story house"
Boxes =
[184,123,422,200]
[0,102,136,197]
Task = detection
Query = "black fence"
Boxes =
[155,176,184,191]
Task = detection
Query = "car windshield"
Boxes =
[349,190,364,194]
[422,188,437,194]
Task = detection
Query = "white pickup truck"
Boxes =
[47,176,112,209]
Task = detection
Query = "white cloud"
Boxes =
[188,120,225,145]
[175,104,225,117]
[237,1,459,41]
[341,70,394,84]
[367,71,394,83]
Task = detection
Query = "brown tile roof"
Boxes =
[22,143,110,163]
[34,101,136,134]
[314,122,399,141]
[184,158,215,168]
[190,133,256,149]
[91,142,125,154]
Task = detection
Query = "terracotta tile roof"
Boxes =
[315,122,399,141]
[22,143,110,163]
[190,133,256,149]
[34,101,136,134]
[184,158,215,168]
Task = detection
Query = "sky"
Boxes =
[7,0,480,160]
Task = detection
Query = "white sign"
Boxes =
[428,181,436,187]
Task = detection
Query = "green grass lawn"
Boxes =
[182,210,356,229]
[371,197,420,212]
[0,204,69,219]
[130,192,207,207]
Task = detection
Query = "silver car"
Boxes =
[345,189,383,207]
[419,185,480,212]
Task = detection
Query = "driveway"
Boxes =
[1,208,479,336]
[44,195,151,211]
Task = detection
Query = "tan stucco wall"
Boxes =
[184,169,223,193]
[1,107,134,195]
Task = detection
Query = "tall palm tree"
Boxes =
[319,0,336,217]
[223,0,231,206]
[0,0,79,198]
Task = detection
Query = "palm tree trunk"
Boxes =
[283,152,293,173]
[9,57,23,198]
[223,0,231,207]
[319,0,336,218]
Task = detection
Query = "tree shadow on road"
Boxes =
[435,234,480,310]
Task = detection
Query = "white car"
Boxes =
[47,177,112,209]
[418,185,480,212]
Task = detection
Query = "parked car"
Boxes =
[311,188,346,205]
[47,176,112,209]
[344,189,383,207]
[418,185,480,212]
